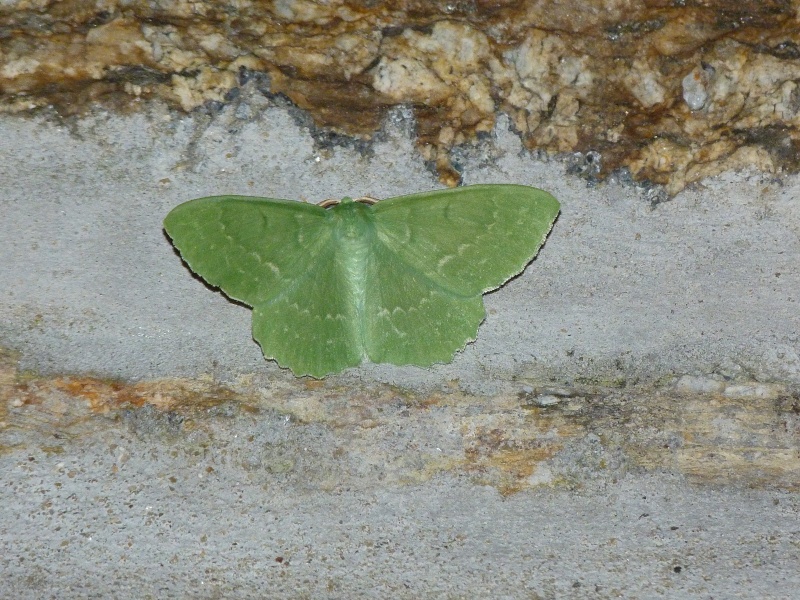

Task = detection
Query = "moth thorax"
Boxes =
[333,202,374,242]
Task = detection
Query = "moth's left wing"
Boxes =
[252,244,365,378]
[164,196,332,307]
[372,184,559,296]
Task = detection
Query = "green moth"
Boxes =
[164,184,559,378]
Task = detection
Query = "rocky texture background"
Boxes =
[3,0,800,192]
[1,2,799,597]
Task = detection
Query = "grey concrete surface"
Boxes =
[3,437,799,599]
[1,93,799,598]
[1,383,799,599]
[2,103,799,393]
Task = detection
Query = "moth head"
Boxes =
[322,197,377,240]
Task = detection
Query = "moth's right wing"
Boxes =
[372,184,560,296]
[164,196,333,307]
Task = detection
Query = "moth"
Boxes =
[164,184,559,377]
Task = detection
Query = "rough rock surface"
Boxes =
[3,1,800,191]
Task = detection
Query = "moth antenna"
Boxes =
[317,196,379,208]
[317,198,341,208]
